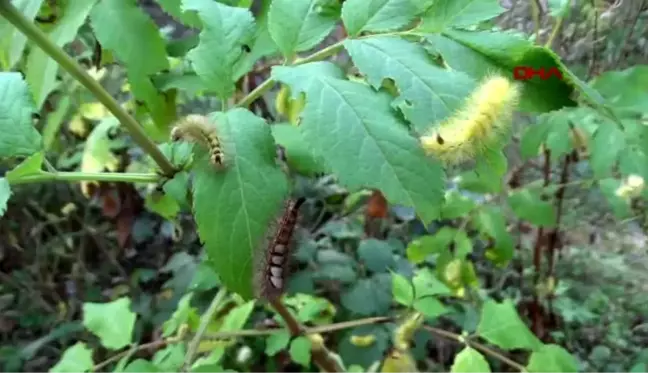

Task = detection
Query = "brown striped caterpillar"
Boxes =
[170,114,226,170]
[254,197,305,301]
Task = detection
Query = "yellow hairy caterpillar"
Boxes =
[254,198,304,301]
[170,114,226,169]
[420,74,521,165]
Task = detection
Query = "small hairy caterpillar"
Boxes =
[254,198,305,301]
[420,74,521,164]
[170,114,226,169]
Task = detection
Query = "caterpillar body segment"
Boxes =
[254,197,305,301]
[420,74,521,165]
[170,114,227,170]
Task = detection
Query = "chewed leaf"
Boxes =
[192,109,289,300]
[184,0,255,100]
[268,0,338,57]
[90,0,168,75]
[273,63,446,223]
[418,0,505,32]
[341,0,418,36]
[345,37,476,133]
[0,72,42,158]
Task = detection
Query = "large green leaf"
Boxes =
[0,0,44,69]
[0,72,42,158]
[418,0,505,32]
[273,62,446,223]
[25,0,96,108]
[341,0,418,36]
[477,299,542,351]
[451,347,491,372]
[183,0,255,100]
[345,36,475,133]
[90,0,168,75]
[526,344,578,372]
[192,109,289,300]
[425,29,605,113]
[267,0,337,57]
[82,297,136,350]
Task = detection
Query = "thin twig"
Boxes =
[182,288,228,371]
[422,325,527,372]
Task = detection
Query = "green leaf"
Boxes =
[153,344,186,373]
[341,0,418,36]
[419,0,505,32]
[441,190,477,219]
[590,65,648,113]
[477,299,542,351]
[268,0,337,57]
[590,123,625,178]
[49,342,94,373]
[425,30,581,113]
[0,72,42,158]
[406,227,455,264]
[163,292,198,337]
[451,346,490,372]
[273,63,446,223]
[265,329,291,356]
[527,344,578,372]
[508,189,556,227]
[5,152,45,183]
[413,296,447,319]
[391,272,414,306]
[83,297,137,350]
[358,239,396,273]
[145,191,180,220]
[123,359,161,372]
[183,0,255,99]
[412,268,452,298]
[473,207,514,266]
[0,178,10,218]
[271,123,329,176]
[0,0,44,69]
[192,109,289,300]
[157,0,201,27]
[25,0,97,108]
[344,36,476,132]
[289,336,312,367]
[90,0,168,75]
[547,0,571,17]
[520,120,552,160]
[341,274,392,316]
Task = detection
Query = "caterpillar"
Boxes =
[170,114,226,170]
[254,197,305,301]
[419,74,521,165]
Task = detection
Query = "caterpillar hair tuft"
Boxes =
[254,198,305,301]
[420,74,521,165]
[170,114,226,170]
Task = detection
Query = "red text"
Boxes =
[513,66,564,81]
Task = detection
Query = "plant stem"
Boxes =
[269,298,342,372]
[422,325,527,372]
[182,288,228,371]
[0,1,176,177]
[235,40,345,109]
[7,171,161,185]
